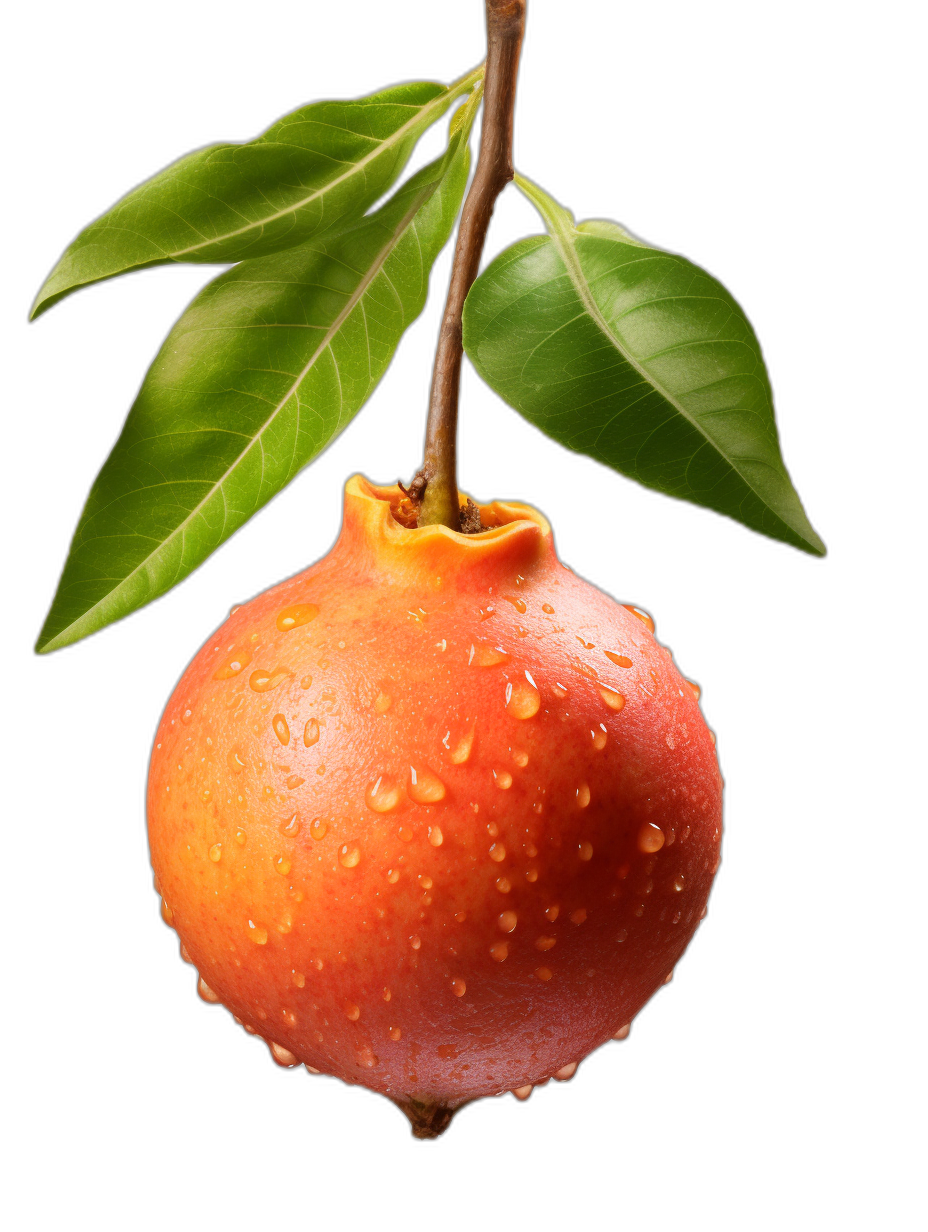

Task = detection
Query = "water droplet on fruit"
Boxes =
[270,1042,299,1066]
[506,679,540,719]
[535,967,553,981]
[366,775,402,813]
[383,988,392,1001]
[604,651,633,668]
[493,770,513,790]
[623,605,655,633]
[208,843,222,863]
[513,1085,533,1100]
[339,845,361,868]
[545,905,559,922]
[310,818,327,840]
[487,821,500,837]
[663,969,674,984]
[489,843,507,862]
[686,679,701,699]
[408,764,446,804]
[616,928,628,942]
[576,783,590,808]
[374,691,392,713]
[357,1047,379,1069]
[535,935,556,951]
[469,642,510,667]
[389,1027,402,1040]
[300,674,313,690]
[386,868,400,884]
[235,829,247,846]
[674,874,686,891]
[285,774,304,789]
[250,668,288,692]
[428,826,443,847]
[599,687,625,711]
[247,921,268,945]
[451,978,466,997]
[214,649,252,680]
[345,1003,360,1021]
[398,825,413,843]
[291,971,305,988]
[496,876,512,893]
[279,814,301,838]
[490,942,509,961]
[272,714,290,745]
[302,718,320,747]
[551,682,569,699]
[161,899,174,926]
[450,725,475,764]
[525,868,538,882]
[555,1062,577,1080]
[613,1023,631,1040]
[198,977,220,1003]
[638,822,665,853]
[542,603,555,614]
[513,750,529,767]
[504,595,527,613]
[275,855,291,876]
[277,604,318,632]
[227,747,247,774]
[410,935,421,950]
[498,910,518,933]
[579,841,594,861]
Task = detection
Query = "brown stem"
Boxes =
[416,0,526,529]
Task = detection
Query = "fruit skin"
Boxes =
[148,476,722,1127]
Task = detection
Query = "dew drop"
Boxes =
[428,826,444,847]
[302,718,320,748]
[599,687,626,711]
[366,775,402,813]
[272,714,290,745]
[160,899,174,926]
[674,874,686,891]
[386,868,400,884]
[208,843,222,863]
[357,1047,379,1069]
[604,651,633,668]
[496,876,512,893]
[623,605,655,633]
[513,1085,533,1100]
[494,770,513,790]
[542,603,555,614]
[398,825,414,843]
[498,910,518,933]
[213,649,252,680]
[345,1003,360,1021]
[525,868,538,882]
[554,1061,577,1080]
[389,1027,402,1041]
[576,783,590,808]
[246,921,268,945]
[489,843,507,863]
[374,691,392,714]
[275,855,292,876]
[535,967,553,982]
[663,969,674,985]
[277,604,318,632]
[506,679,541,720]
[545,905,559,922]
[638,822,665,853]
[285,774,304,789]
[339,845,361,868]
[198,977,220,1003]
[687,679,702,699]
[451,978,466,997]
[408,764,446,804]
[235,829,247,846]
[490,941,509,963]
[250,668,288,693]
[487,821,499,838]
[469,642,510,667]
[280,814,301,838]
[613,1023,631,1040]
[592,725,608,750]
[227,747,247,775]
[504,595,527,613]
[300,674,313,690]
[535,935,556,951]
[578,840,594,861]
[291,971,305,988]
[570,908,587,925]
[450,725,475,765]
[383,987,392,1001]
[616,928,628,942]
[410,935,421,950]
[551,682,569,699]
[513,750,529,767]
[309,818,328,841]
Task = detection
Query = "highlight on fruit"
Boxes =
[31,0,823,1136]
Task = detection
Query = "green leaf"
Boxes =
[463,175,825,556]
[35,92,480,654]
[31,67,482,319]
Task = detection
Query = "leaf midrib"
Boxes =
[164,69,481,260]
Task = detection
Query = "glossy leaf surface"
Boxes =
[36,95,479,653]
[463,176,824,555]
[32,68,481,318]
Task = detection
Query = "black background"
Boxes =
[21,2,847,1182]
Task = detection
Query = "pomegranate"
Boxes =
[148,475,722,1135]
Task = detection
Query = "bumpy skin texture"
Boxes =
[148,477,722,1115]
